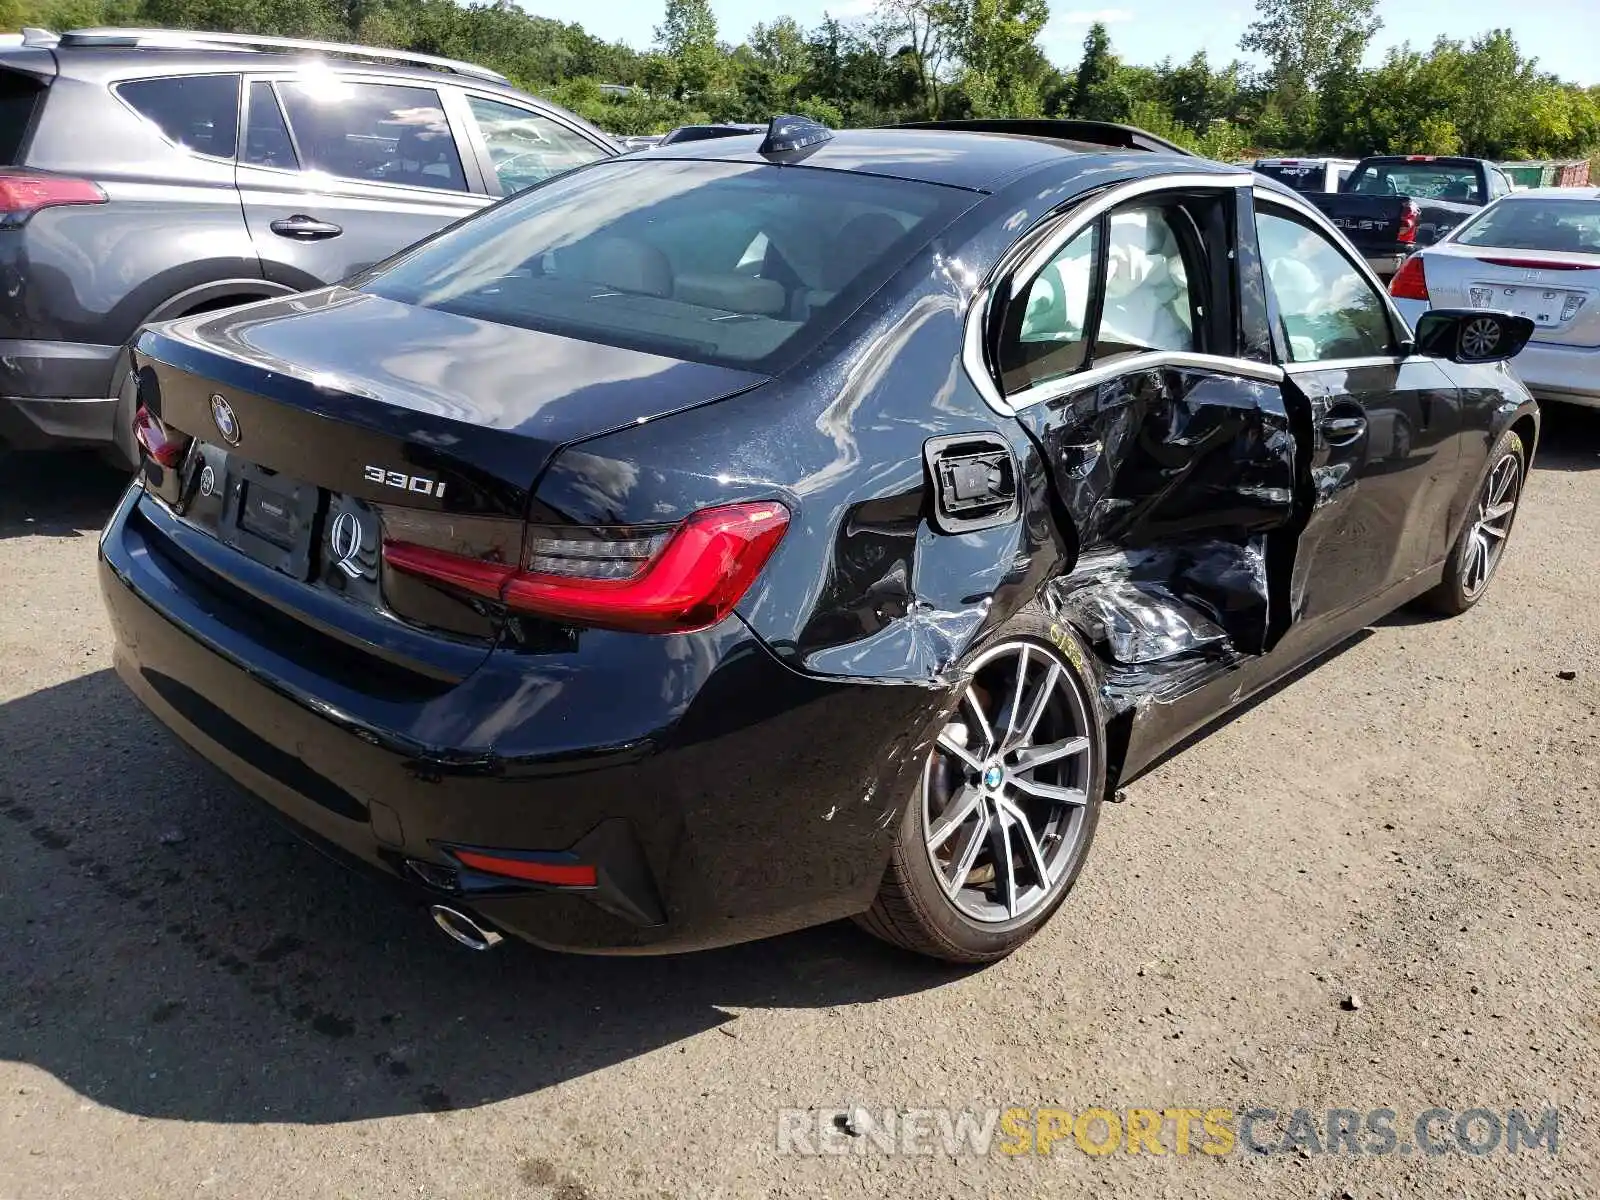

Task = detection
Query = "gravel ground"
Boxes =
[1,407,1597,1200]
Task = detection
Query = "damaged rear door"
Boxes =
[995,180,1300,666]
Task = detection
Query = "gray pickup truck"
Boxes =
[1310,155,1517,278]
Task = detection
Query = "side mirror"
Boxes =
[1413,309,1534,365]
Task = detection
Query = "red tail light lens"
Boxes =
[383,500,790,634]
[1390,255,1429,301]
[0,171,107,227]
[1397,199,1420,245]
[132,404,190,468]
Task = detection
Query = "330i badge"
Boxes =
[101,116,1539,963]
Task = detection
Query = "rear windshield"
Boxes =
[1255,163,1324,192]
[1455,198,1600,253]
[0,70,43,164]
[1347,162,1482,203]
[363,158,972,370]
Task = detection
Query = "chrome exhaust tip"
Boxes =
[429,904,504,951]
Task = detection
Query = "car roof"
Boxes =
[1502,186,1600,201]
[641,126,1233,192]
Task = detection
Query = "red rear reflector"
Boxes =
[1397,199,1420,245]
[1389,255,1429,301]
[451,849,597,887]
[132,404,189,468]
[0,171,107,219]
[384,500,790,634]
[1475,257,1600,271]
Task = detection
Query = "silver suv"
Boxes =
[0,27,620,460]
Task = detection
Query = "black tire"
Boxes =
[855,608,1107,963]
[100,349,138,473]
[1418,427,1527,617]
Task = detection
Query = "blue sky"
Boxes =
[519,0,1600,86]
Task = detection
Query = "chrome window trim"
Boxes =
[1009,351,1286,413]
[962,170,1261,416]
[1282,355,1431,376]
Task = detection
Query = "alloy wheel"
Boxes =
[1461,318,1503,359]
[1462,451,1521,599]
[922,640,1097,925]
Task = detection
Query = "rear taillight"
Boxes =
[132,404,190,468]
[1397,199,1420,245]
[383,500,790,634]
[0,171,107,228]
[1389,255,1429,301]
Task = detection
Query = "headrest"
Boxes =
[824,213,905,290]
[674,272,787,316]
[578,236,674,298]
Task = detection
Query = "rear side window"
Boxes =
[242,81,298,170]
[119,75,240,158]
[277,79,465,192]
[363,158,971,370]
[0,70,44,164]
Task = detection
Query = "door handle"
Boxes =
[269,214,343,240]
[1321,413,1368,446]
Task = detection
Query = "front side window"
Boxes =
[363,158,971,370]
[277,78,465,192]
[1257,208,1395,362]
[467,97,606,194]
[119,74,240,158]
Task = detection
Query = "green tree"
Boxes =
[1069,21,1129,122]
[1241,0,1381,105]
[874,0,957,119]
[654,0,719,100]
[950,0,1048,116]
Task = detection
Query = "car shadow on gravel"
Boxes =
[0,450,131,540]
[0,670,966,1127]
[1530,403,1600,472]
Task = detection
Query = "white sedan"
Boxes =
[1390,187,1600,408]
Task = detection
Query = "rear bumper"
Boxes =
[0,394,118,449]
[1363,252,1407,279]
[0,338,122,448]
[99,484,938,954]
[1513,341,1600,408]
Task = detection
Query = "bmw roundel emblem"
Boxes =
[210,394,240,445]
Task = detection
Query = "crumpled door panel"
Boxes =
[1015,363,1304,777]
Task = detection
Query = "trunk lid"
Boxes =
[1312,194,1404,250]
[131,288,768,653]
[1420,244,1600,348]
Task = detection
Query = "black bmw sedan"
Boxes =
[101,117,1539,963]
